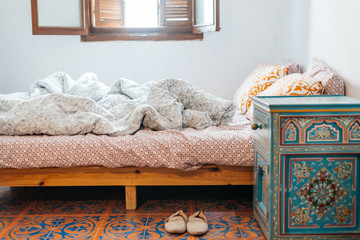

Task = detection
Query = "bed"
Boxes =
[0,116,254,210]
[0,58,346,210]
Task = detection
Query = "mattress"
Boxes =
[0,117,253,171]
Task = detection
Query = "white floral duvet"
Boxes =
[0,72,235,136]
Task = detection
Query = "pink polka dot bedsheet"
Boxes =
[0,117,253,171]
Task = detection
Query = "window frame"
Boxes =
[31,0,220,41]
[31,0,89,35]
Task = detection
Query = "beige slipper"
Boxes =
[165,210,188,234]
[187,210,208,236]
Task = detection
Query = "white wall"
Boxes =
[281,0,360,99]
[308,0,360,99]
[0,0,282,100]
[279,0,310,70]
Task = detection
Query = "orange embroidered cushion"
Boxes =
[236,65,289,115]
[246,74,324,119]
[233,63,271,107]
[260,73,323,96]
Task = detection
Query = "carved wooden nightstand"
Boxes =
[252,95,360,239]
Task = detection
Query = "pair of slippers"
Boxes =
[165,210,208,236]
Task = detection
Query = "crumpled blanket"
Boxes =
[0,72,235,136]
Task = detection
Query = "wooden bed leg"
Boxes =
[125,186,137,210]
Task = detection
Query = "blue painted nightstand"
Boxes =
[252,95,360,239]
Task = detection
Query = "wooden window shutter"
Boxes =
[94,0,124,27]
[161,0,191,27]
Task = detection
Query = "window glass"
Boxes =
[124,0,158,27]
[38,0,82,27]
[195,0,214,26]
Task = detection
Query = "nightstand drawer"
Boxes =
[252,109,270,148]
[280,154,360,235]
[281,116,360,145]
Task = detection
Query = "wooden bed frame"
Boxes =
[0,165,253,210]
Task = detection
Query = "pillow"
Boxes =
[233,63,271,106]
[246,74,324,120]
[233,62,300,107]
[283,62,301,74]
[235,65,289,115]
[306,57,345,95]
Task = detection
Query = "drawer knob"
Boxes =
[252,123,263,130]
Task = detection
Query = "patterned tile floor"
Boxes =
[0,186,265,240]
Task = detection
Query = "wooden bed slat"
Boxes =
[0,165,253,187]
[0,165,253,210]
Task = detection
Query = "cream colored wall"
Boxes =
[281,0,360,99]
[309,0,360,99]
[2,0,358,99]
[279,0,310,71]
[0,0,283,100]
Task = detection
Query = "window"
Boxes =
[31,0,220,41]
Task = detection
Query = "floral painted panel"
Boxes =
[281,155,359,235]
